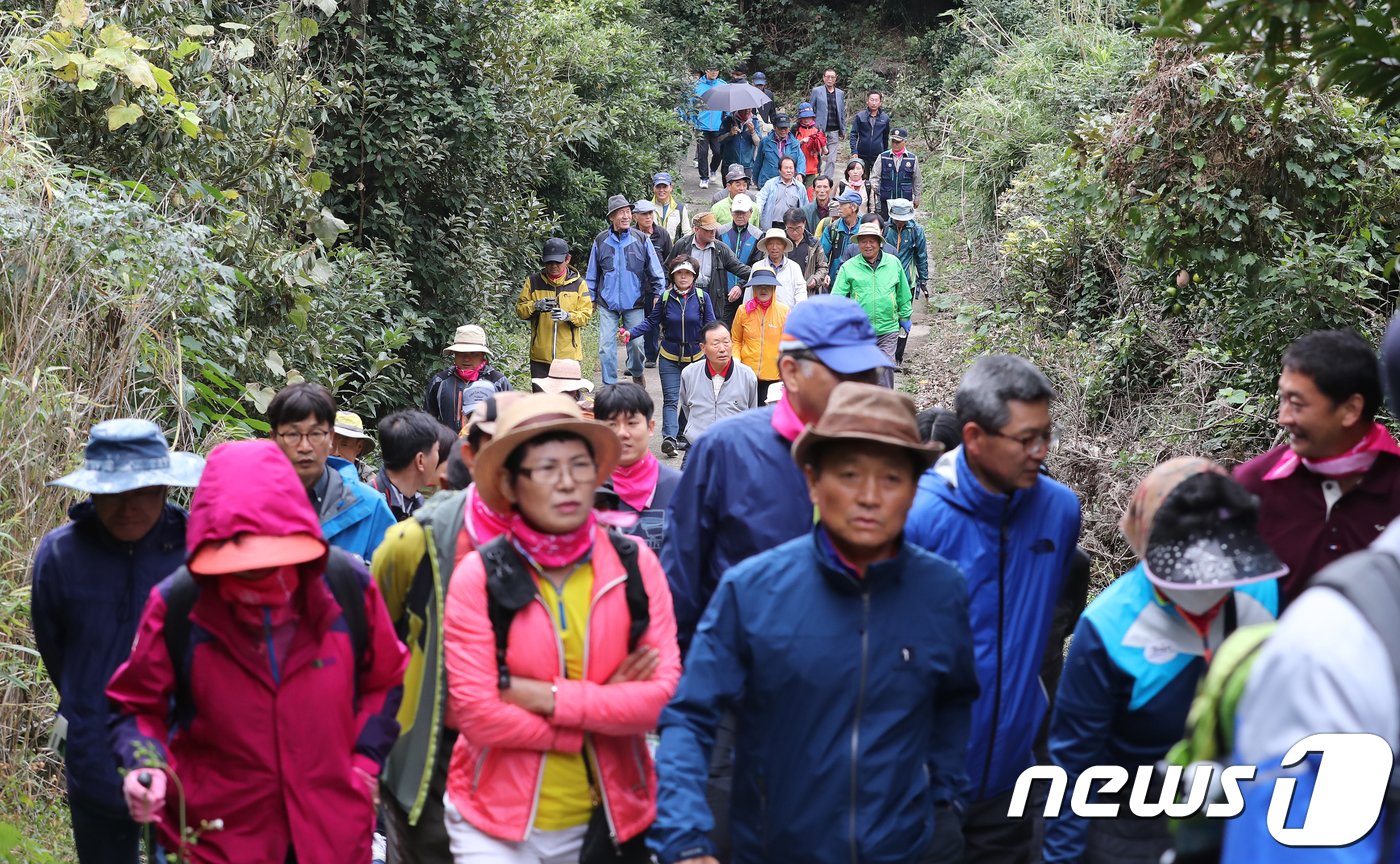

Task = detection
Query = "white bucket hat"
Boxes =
[443,324,491,357]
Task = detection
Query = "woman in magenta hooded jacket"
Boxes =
[441,394,681,862]
[107,439,408,863]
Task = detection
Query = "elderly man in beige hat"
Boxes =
[331,410,376,481]
[530,358,595,417]
[671,210,752,326]
[652,382,976,864]
[745,227,807,307]
[423,324,514,432]
[832,221,911,386]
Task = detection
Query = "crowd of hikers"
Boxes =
[27,63,1400,864]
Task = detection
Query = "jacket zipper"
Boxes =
[471,745,491,791]
[262,607,280,686]
[521,594,566,839]
[849,591,871,864]
[977,503,1011,801]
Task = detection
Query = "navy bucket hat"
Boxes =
[49,418,204,494]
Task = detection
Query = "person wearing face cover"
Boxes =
[1041,457,1283,864]
[107,439,409,863]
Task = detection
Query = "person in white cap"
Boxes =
[424,324,514,432]
[716,194,763,320]
[746,227,808,307]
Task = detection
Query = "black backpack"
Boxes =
[477,531,648,690]
[162,547,369,726]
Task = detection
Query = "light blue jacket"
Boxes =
[754,130,804,187]
[585,226,666,312]
[693,76,723,132]
[321,456,396,564]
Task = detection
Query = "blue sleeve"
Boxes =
[1043,618,1124,863]
[916,228,929,282]
[1223,752,1386,864]
[496,376,513,393]
[660,436,722,655]
[30,536,65,689]
[584,239,601,295]
[651,576,749,864]
[645,240,666,299]
[701,292,715,325]
[631,292,664,338]
[930,569,979,803]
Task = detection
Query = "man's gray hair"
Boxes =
[954,355,1056,431]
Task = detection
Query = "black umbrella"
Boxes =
[700,82,772,112]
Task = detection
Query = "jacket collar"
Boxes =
[931,446,1032,524]
[811,525,911,594]
[703,359,735,380]
[71,498,187,555]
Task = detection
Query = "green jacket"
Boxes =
[370,489,469,823]
[831,250,911,336]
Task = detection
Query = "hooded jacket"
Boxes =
[441,523,682,843]
[107,440,408,863]
[905,446,1082,802]
[832,250,911,337]
[628,285,716,364]
[31,499,188,816]
[693,76,723,132]
[651,529,980,864]
[515,268,594,364]
[660,404,813,653]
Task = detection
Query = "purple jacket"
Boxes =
[1234,443,1400,604]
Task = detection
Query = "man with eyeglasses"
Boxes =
[269,382,395,564]
[905,354,1082,864]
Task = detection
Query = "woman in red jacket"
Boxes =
[108,439,408,864]
[441,393,681,863]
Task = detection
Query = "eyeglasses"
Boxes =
[516,459,598,485]
[275,429,330,445]
[986,426,1059,455]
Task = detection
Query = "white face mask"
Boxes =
[1161,586,1231,615]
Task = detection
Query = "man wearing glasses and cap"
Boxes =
[32,419,204,862]
[906,355,1082,864]
[650,172,687,241]
[516,237,594,382]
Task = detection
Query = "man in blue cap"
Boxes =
[651,171,687,241]
[31,419,204,863]
[751,71,776,125]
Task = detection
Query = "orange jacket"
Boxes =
[732,299,790,381]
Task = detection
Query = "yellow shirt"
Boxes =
[533,563,595,831]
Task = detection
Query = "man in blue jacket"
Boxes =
[754,114,805,188]
[653,382,979,864]
[661,295,893,653]
[31,419,204,863]
[906,354,1082,864]
[269,382,396,564]
[693,64,724,188]
[586,194,667,386]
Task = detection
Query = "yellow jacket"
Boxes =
[515,268,594,363]
[732,299,790,381]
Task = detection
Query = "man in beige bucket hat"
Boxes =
[423,324,514,433]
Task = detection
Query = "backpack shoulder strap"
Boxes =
[324,548,369,671]
[479,536,537,689]
[606,530,649,651]
[162,567,200,729]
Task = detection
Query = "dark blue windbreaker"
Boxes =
[659,405,812,654]
[651,528,979,864]
[905,446,1081,802]
[30,499,187,814]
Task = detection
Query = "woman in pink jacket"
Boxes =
[107,439,408,863]
[442,393,682,863]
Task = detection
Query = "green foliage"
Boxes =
[996,45,1400,439]
[1154,0,1400,110]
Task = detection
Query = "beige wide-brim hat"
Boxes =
[532,358,595,395]
[473,394,622,513]
[854,221,885,239]
[444,324,491,356]
[792,382,943,470]
[761,227,794,253]
[333,411,372,440]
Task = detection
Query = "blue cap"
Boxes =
[780,296,894,375]
[652,172,674,186]
[836,190,863,206]
[632,199,657,215]
[753,72,767,85]
[49,418,205,494]
[747,267,780,288]
[798,106,816,119]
